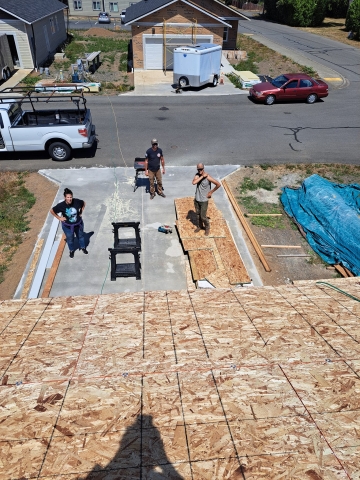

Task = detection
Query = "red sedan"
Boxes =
[249,73,329,105]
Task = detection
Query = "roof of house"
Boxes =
[0,0,67,25]
[125,0,248,24]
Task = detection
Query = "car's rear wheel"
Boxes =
[212,75,218,87]
[265,94,275,105]
[306,93,318,104]
[48,141,71,161]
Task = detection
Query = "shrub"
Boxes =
[265,0,328,26]
[346,0,360,39]
[326,0,348,18]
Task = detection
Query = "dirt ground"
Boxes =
[0,173,58,300]
[297,17,360,49]
[225,164,360,286]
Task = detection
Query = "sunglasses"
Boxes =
[152,143,158,146]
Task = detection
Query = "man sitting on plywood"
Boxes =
[192,163,221,236]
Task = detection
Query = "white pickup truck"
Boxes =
[0,90,96,161]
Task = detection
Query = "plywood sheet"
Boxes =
[176,218,227,239]
[205,269,231,289]
[188,250,218,281]
[181,237,216,251]
[215,237,251,284]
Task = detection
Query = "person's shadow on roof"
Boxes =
[85,414,184,479]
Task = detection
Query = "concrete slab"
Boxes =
[16,166,262,299]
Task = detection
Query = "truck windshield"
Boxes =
[8,103,23,125]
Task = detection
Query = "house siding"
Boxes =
[0,19,33,68]
[30,12,67,66]
[191,0,240,49]
[67,0,132,17]
[132,3,224,69]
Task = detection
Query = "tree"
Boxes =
[264,0,329,26]
[346,0,360,38]
[326,0,348,18]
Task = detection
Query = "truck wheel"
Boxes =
[212,76,218,87]
[179,77,188,88]
[48,141,71,161]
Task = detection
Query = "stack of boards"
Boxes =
[175,197,251,288]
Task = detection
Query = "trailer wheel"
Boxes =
[212,76,218,87]
[2,71,7,81]
[6,68,11,79]
[48,141,72,161]
[179,77,188,88]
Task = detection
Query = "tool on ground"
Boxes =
[158,225,173,234]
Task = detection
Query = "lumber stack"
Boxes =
[175,197,251,287]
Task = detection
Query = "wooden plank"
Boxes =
[277,254,311,257]
[215,237,251,284]
[343,266,355,277]
[181,238,216,251]
[20,239,44,299]
[334,264,350,278]
[41,234,66,298]
[222,179,271,272]
[188,250,218,281]
[245,214,282,217]
[261,245,302,249]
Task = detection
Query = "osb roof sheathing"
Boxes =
[0,277,360,478]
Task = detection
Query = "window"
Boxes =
[223,27,228,42]
[285,80,298,89]
[299,79,313,88]
[55,15,59,31]
[49,18,55,34]
[93,1,101,10]
[73,0,82,10]
[109,2,119,12]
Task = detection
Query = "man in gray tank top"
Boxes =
[192,163,221,236]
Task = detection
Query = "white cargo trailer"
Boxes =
[173,44,222,88]
[0,35,14,82]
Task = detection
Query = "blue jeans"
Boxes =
[62,222,85,251]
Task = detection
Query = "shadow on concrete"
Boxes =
[85,415,185,479]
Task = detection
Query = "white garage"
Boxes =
[144,35,213,70]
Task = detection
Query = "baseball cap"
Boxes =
[151,138,158,145]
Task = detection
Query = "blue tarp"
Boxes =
[280,174,360,275]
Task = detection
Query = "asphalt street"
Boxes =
[238,17,360,84]
[0,18,359,171]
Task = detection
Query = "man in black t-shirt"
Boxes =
[50,188,88,258]
[145,138,166,200]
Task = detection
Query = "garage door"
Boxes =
[144,36,212,70]
[145,38,163,70]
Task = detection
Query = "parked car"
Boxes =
[120,9,126,24]
[98,12,110,24]
[249,73,329,105]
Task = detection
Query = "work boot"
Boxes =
[194,215,204,233]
